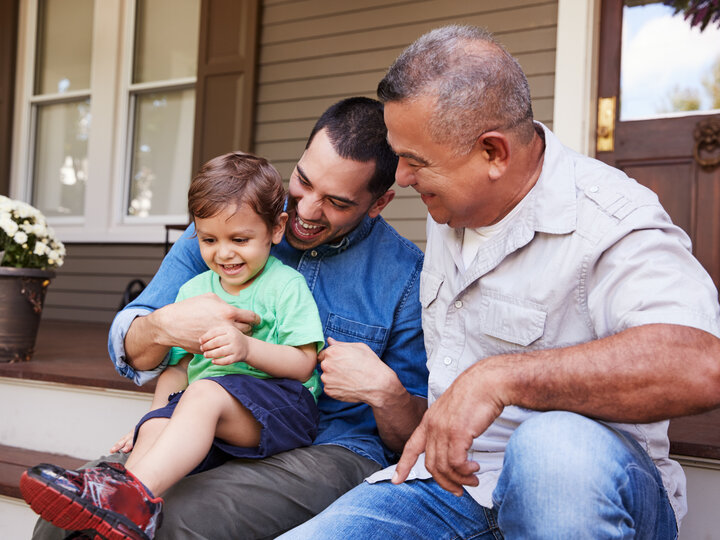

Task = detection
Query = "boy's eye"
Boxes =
[201,238,215,244]
[233,238,249,244]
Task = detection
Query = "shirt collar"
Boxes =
[528,122,577,236]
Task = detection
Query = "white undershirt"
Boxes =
[461,197,528,269]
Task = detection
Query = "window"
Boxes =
[12,0,200,242]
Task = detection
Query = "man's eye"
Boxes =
[328,200,350,210]
[201,238,214,244]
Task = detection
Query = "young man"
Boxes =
[279,26,720,539]
[32,97,428,539]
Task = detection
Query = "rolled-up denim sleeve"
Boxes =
[107,223,207,385]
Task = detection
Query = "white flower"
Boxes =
[1,217,18,236]
[1,196,65,269]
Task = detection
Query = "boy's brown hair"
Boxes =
[188,152,285,230]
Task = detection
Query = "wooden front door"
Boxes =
[596,0,720,290]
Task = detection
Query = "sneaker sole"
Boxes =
[20,466,151,540]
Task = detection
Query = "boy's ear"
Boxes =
[272,212,288,244]
[367,189,395,218]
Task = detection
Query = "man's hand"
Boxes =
[126,293,260,370]
[319,337,427,452]
[393,360,507,495]
[318,337,399,404]
[200,326,250,365]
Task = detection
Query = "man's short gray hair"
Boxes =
[377,25,534,153]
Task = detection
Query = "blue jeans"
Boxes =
[279,412,678,539]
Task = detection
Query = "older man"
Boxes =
[281,25,720,539]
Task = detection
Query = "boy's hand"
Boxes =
[110,430,134,454]
[200,326,249,365]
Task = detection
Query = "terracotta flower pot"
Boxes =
[0,267,55,362]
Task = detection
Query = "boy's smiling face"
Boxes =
[195,203,287,295]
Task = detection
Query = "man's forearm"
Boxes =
[494,323,720,423]
[369,380,427,454]
[124,311,172,371]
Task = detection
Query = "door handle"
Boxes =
[596,97,616,153]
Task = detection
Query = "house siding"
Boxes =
[43,0,557,322]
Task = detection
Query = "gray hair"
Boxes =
[377,25,534,153]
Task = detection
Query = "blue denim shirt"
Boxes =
[108,215,428,467]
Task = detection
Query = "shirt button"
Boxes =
[310,250,318,257]
[454,300,463,309]
[443,356,452,365]
[589,185,599,193]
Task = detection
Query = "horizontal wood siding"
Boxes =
[43,243,165,322]
[255,0,558,250]
[47,0,557,321]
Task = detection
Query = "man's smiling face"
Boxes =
[285,128,382,250]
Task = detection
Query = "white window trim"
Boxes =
[11,0,192,244]
[553,0,601,156]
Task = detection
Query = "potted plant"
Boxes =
[0,195,65,362]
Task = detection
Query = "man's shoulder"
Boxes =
[366,216,424,263]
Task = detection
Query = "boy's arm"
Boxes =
[200,327,318,382]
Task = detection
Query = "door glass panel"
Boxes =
[35,0,94,95]
[128,90,196,217]
[32,100,91,217]
[133,0,200,83]
[620,0,720,120]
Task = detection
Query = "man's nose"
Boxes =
[297,194,323,221]
[395,158,415,187]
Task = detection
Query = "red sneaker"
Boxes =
[20,461,163,540]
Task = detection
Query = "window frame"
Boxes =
[11,0,197,243]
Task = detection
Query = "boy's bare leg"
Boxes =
[125,417,169,469]
[128,378,260,495]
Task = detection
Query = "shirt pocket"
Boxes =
[324,313,388,356]
[479,296,547,347]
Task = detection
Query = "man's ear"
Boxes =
[477,132,510,180]
[272,212,288,244]
[367,189,395,218]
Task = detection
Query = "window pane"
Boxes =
[35,0,94,95]
[620,1,720,120]
[128,90,195,217]
[133,0,200,83]
[32,100,90,217]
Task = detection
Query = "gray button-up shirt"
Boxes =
[368,124,720,524]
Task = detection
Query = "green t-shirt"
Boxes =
[168,256,325,400]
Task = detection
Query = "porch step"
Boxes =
[0,444,86,539]
[0,320,154,459]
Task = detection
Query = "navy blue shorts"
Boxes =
[134,374,319,474]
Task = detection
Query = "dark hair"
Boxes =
[188,152,285,230]
[305,97,398,197]
[377,25,535,153]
